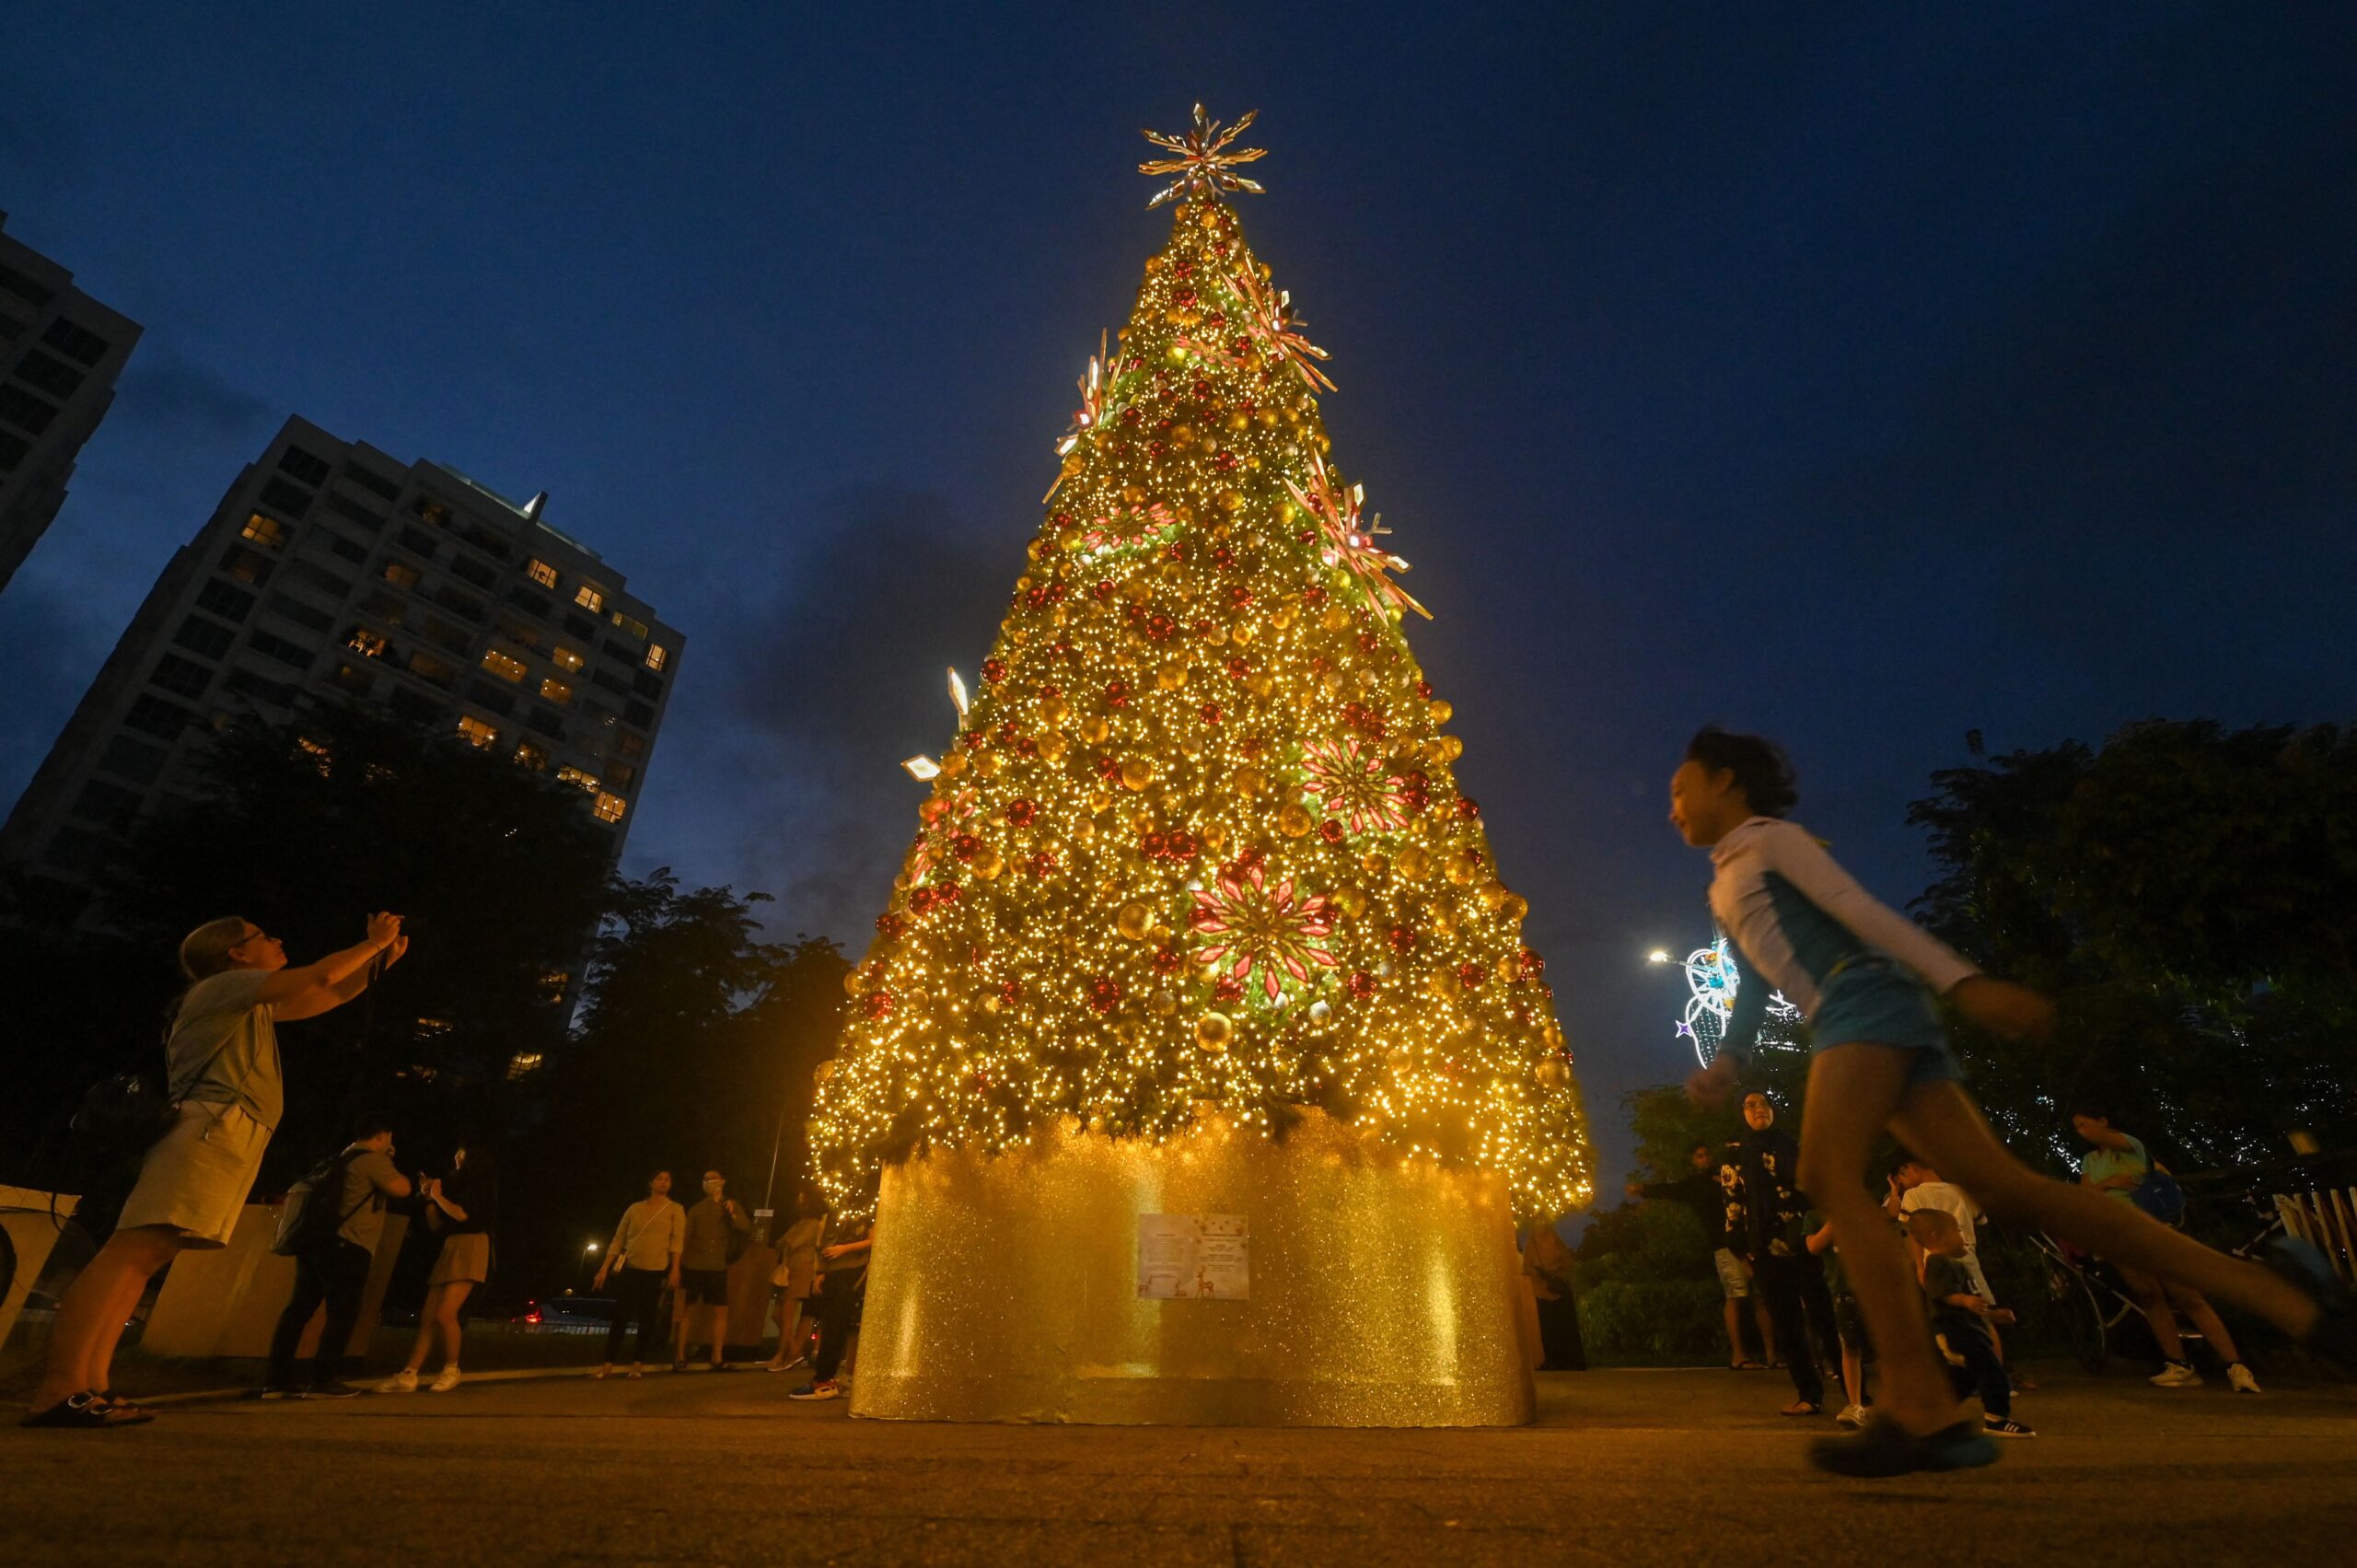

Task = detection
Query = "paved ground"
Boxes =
[5,1365,2354,1564]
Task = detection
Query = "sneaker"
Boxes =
[1836,1404,1867,1429]
[376,1370,419,1395]
[764,1355,808,1374]
[1983,1416,2037,1438]
[255,1387,297,1402]
[786,1379,842,1401]
[2150,1361,2203,1388]
[429,1366,462,1394]
[2226,1363,2262,1394]
[672,1360,691,1374]
[1812,1417,1998,1478]
[301,1380,365,1400]
[20,1391,150,1429]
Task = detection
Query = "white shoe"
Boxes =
[2150,1361,2204,1388]
[2226,1363,2262,1394]
[375,1369,418,1395]
[1835,1403,1867,1429]
[429,1366,462,1393]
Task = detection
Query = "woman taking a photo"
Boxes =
[378,1142,497,1394]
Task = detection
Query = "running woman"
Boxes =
[1669,726,2352,1477]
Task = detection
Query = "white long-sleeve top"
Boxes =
[608,1196,686,1273]
[1708,817,1979,1059]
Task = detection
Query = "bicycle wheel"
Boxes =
[2045,1256,2108,1374]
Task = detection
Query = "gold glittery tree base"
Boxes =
[847,1110,1536,1426]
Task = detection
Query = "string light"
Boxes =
[811,114,1591,1224]
[1672,936,1800,1067]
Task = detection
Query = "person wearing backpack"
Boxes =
[261,1116,412,1399]
[2072,1106,2261,1393]
[673,1168,751,1372]
[21,912,405,1430]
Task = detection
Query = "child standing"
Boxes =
[1907,1210,2032,1437]
[1805,1209,1872,1428]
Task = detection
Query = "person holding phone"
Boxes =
[378,1142,497,1394]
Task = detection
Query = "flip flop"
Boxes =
[20,1392,149,1430]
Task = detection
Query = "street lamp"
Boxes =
[1646,949,1670,964]
[574,1240,600,1294]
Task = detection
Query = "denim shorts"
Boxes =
[1811,955,1964,1089]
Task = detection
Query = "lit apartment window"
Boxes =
[242,512,291,550]
[480,649,528,683]
[644,644,668,671]
[381,559,422,588]
[295,737,333,776]
[552,645,584,672]
[539,676,574,706]
[556,765,599,793]
[574,584,605,613]
[593,791,628,823]
[526,558,558,588]
[537,968,570,1002]
[610,611,648,640]
[505,1051,545,1082]
[347,629,388,658]
[456,714,498,749]
[515,739,549,771]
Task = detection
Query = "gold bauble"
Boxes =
[1534,1056,1569,1090]
[1081,714,1111,744]
[1270,604,1295,630]
[1232,766,1266,796]
[842,968,866,998]
[1156,660,1188,691]
[1150,989,1178,1017]
[1037,733,1069,763]
[1040,695,1071,726]
[1318,670,1343,696]
[1231,621,1255,645]
[1277,803,1314,838]
[1428,969,1463,1000]
[1427,907,1458,938]
[1445,853,1479,887]
[1202,620,1229,645]
[1385,1045,1413,1072]
[1225,412,1249,433]
[938,752,968,777]
[1115,902,1154,940]
[974,850,1004,881]
[1122,577,1154,604]
[1216,487,1246,514]
[1494,954,1521,984]
[1170,424,1195,446]
[1195,1011,1234,1051]
[1120,758,1155,791]
[1477,879,1509,911]
[973,751,1002,778]
[1088,788,1114,813]
[1248,673,1275,699]
[1257,407,1281,428]
[1319,605,1352,632]
[814,1058,838,1084]
[1500,893,1530,923]
[1543,1020,1566,1052]
[1395,844,1433,880]
[1199,821,1229,851]
[1333,885,1370,919]
[1439,735,1465,761]
[1360,852,1389,879]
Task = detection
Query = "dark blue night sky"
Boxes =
[6,3,2351,1192]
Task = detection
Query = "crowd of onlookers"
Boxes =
[1627,1089,2267,1439]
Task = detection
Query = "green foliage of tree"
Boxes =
[1910,719,2357,1167]
[508,869,847,1291]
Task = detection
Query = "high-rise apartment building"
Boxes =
[0,209,144,595]
[1,414,682,896]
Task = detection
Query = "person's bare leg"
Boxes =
[2115,1265,2189,1360]
[1890,1084,2319,1338]
[1797,1043,1969,1436]
[2163,1282,2243,1365]
[1722,1298,1744,1365]
[769,1304,806,1369]
[30,1226,183,1409]
[1841,1342,1865,1410]
[706,1307,726,1367]
[404,1283,446,1374]
[438,1281,475,1366]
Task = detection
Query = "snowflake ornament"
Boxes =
[1285,450,1431,621]
[1298,737,1411,834]
[1139,104,1269,209]
[1190,862,1340,1003]
[1229,263,1333,391]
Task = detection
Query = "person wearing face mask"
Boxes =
[673,1168,750,1372]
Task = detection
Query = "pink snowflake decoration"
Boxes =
[1190,863,1339,1003]
[1299,737,1411,834]
[1084,499,1174,552]
[1285,450,1430,621]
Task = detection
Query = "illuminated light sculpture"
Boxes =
[816,108,1588,1426]
[1673,937,1801,1067]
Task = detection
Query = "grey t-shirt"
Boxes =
[169,970,283,1131]
[334,1148,405,1254]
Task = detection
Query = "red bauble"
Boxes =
[1088,977,1123,1014]
[982,658,1007,683]
[1005,797,1038,827]
[1387,925,1416,953]
[1213,977,1245,1004]
[876,912,905,939]
[1457,961,1486,990]
[863,992,894,1019]
[1318,819,1344,844]
[1457,797,1480,820]
[1347,970,1376,999]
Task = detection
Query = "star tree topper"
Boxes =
[1139,104,1268,208]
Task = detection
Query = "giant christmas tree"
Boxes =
[808,110,1591,1424]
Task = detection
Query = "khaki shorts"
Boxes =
[1713,1247,1753,1300]
[429,1232,493,1286]
[117,1101,272,1249]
